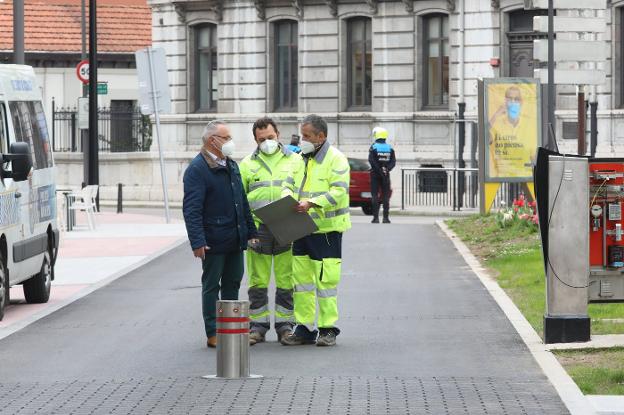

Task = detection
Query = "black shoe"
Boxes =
[281,325,318,346]
[316,328,340,347]
[383,217,391,223]
[371,217,379,223]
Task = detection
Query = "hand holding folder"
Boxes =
[252,196,318,245]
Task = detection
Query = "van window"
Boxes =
[0,103,7,154]
[9,101,53,169]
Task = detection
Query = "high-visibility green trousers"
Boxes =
[247,224,294,334]
[292,232,342,329]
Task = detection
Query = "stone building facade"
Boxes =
[121,0,623,204]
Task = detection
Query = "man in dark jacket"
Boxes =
[183,120,258,348]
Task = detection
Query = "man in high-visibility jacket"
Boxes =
[239,117,304,345]
[281,114,351,347]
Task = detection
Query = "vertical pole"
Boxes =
[88,0,99,209]
[578,87,586,155]
[117,183,123,214]
[13,0,25,64]
[147,48,171,223]
[547,0,556,146]
[71,112,76,152]
[458,103,466,210]
[52,98,56,151]
[590,101,598,158]
[401,169,405,210]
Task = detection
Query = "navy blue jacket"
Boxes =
[183,152,257,254]
[368,139,396,175]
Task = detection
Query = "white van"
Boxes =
[0,64,59,321]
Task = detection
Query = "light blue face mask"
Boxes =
[507,101,521,121]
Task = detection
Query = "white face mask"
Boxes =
[300,140,316,155]
[259,139,279,155]
[220,140,236,157]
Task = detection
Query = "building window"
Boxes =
[274,20,298,111]
[347,17,372,109]
[196,24,218,111]
[423,14,449,108]
[507,9,547,78]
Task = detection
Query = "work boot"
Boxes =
[277,329,293,343]
[249,330,265,346]
[206,336,217,348]
[383,217,391,224]
[280,325,317,346]
[371,217,379,223]
[316,327,340,347]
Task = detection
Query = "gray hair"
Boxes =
[201,120,227,144]
[302,114,328,137]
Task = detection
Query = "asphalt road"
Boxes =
[0,217,568,414]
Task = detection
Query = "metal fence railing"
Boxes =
[401,167,525,211]
[52,102,152,153]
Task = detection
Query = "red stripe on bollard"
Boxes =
[217,328,250,334]
[217,317,250,323]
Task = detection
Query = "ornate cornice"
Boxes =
[173,3,186,23]
[254,0,266,20]
[491,0,500,9]
[292,0,304,19]
[325,0,337,17]
[447,0,455,12]
[365,0,378,15]
[401,0,413,13]
[171,1,223,23]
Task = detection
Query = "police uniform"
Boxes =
[368,128,396,223]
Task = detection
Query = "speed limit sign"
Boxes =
[76,60,89,84]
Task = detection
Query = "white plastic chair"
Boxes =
[68,185,98,230]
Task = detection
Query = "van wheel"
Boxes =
[0,253,8,321]
[23,250,51,304]
[362,205,373,216]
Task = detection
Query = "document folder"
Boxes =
[252,195,318,245]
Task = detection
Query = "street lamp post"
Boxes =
[13,0,25,64]
[88,0,99,207]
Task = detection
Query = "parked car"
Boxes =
[348,158,392,215]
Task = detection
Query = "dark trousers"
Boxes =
[371,171,391,219]
[201,251,244,337]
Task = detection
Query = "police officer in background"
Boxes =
[287,134,302,154]
[368,127,396,224]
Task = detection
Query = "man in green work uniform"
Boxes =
[239,117,304,345]
[281,114,351,347]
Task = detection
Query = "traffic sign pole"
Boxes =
[147,47,171,223]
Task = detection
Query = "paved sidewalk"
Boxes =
[0,211,187,337]
[0,216,569,414]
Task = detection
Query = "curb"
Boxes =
[436,220,597,415]
[0,237,188,342]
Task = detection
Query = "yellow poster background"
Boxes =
[486,82,539,180]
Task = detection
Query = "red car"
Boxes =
[348,158,392,215]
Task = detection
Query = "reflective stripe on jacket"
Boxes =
[297,140,351,234]
[239,144,304,225]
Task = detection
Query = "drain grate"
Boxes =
[0,376,568,414]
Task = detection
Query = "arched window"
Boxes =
[347,17,372,109]
[423,14,449,108]
[195,24,218,111]
[274,20,298,111]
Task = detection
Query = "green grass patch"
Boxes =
[554,348,624,395]
[447,215,624,395]
[446,215,624,336]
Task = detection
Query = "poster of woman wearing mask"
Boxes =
[484,79,541,181]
